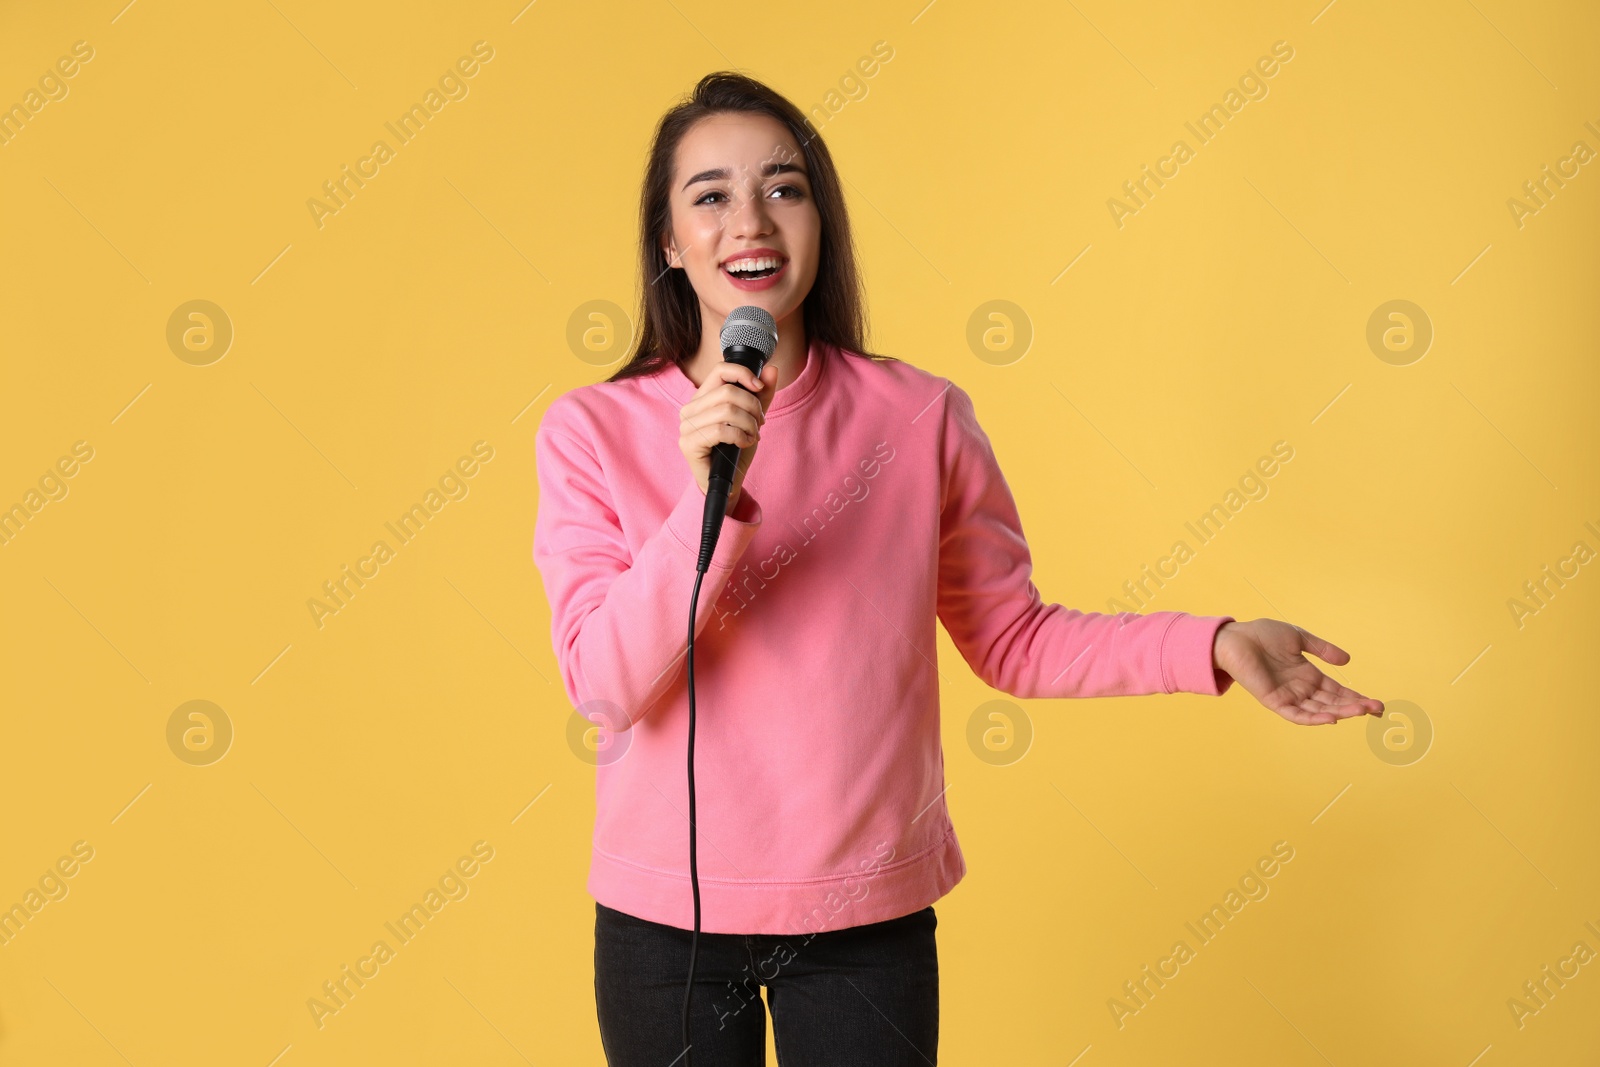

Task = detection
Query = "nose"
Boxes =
[727,186,773,239]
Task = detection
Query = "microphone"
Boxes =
[696,305,778,573]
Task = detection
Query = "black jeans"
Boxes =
[594,901,939,1066]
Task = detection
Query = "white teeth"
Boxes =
[725,257,782,273]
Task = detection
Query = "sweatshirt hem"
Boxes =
[588,824,968,935]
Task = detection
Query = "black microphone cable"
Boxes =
[681,566,707,1067]
[680,306,777,1067]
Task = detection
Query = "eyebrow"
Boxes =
[681,160,808,191]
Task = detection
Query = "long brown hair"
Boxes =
[606,71,897,383]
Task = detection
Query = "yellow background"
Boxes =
[2,0,1596,1063]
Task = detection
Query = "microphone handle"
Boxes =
[705,345,769,500]
[697,345,769,573]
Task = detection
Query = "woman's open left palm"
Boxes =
[1214,618,1385,726]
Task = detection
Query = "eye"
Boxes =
[693,184,805,207]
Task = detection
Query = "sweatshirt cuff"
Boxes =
[1161,613,1237,696]
[664,479,763,571]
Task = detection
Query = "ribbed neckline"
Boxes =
[649,336,826,418]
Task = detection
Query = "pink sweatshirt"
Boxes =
[532,338,1236,936]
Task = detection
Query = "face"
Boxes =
[660,112,821,333]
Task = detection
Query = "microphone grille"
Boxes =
[720,305,779,357]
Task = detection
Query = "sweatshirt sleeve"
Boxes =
[934,382,1235,700]
[532,415,763,730]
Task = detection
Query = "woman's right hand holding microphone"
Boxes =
[678,360,780,514]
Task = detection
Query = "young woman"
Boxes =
[532,71,1384,1067]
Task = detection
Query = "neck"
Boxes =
[682,310,808,393]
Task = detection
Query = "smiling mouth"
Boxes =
[722,257,788,280]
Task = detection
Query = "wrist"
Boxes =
[1213,621,1240,666]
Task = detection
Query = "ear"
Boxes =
[660,234,681,269]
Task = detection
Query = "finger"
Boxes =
[696,421,758,448]
[682,413,759,453]
[1302,699,1363,724]
[703,385,766,423]
[1346,697,1384,716]
[1312,677,1384,716]
[1307,698,1378,723]
[1304,685,1375,718]
[709,399,762,432]
[719,405,762,440]
[726,386,767,422]
[690,361,761,397]
[684,414,760,448]
[1323,701,1368,719]
[1278,702,1339,726]
[712,361,764,393]
[1328,688,1383,715]
[1294,625,1350,665]
[683,393,764,432]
